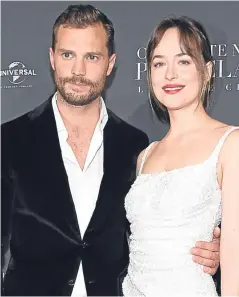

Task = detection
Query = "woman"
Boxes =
[122,16,239,296]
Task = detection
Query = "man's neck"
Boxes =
[56,93,101,132]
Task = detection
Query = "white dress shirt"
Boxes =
[52,93,108,296]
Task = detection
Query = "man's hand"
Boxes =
[190,227,220,275]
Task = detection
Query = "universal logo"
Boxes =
[1,61,37,89]
[135,44,239,93]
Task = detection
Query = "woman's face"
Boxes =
[150,28,203,111]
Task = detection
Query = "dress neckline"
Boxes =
[139,126,239,178]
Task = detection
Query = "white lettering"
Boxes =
[232,44,239,56]
[225,84,232,91]
[135,62,146,81]
[218,44,227,57]
[137,47,146,60]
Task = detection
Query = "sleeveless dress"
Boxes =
[122,126,239,296]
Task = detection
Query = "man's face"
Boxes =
[49,24,116,107]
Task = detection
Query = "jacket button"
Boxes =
[88,280,96,284]
[82,241,89,248]
[68,279,75,286]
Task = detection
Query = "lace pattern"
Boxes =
[122,126,239,296]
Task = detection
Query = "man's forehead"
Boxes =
[56,23,106,37]
[54,25,108,54]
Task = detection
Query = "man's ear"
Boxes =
[49,48,56,71]
[106,53,116,76]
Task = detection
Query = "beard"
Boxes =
[55,74,106,107]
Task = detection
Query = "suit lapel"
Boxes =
[30,100,129,239]
[29,98,81,240]
[84,111,126,234]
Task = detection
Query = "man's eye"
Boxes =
[87,55,98,61]
[62,52,73,59]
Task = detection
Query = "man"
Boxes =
[1,4,220,296]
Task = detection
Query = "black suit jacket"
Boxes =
[1,97,149,296]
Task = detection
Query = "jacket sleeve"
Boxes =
[1,125,14,294]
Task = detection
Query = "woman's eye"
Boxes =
[179,60,190,65]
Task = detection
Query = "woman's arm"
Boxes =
[220,130,239,296]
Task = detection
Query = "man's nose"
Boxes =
[71,58,86,76]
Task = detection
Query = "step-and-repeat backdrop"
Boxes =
[1,1,239,140]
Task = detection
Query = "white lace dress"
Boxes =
[122,126,239,296]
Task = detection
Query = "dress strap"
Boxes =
[210,126,239,162]
[138,142,156,175]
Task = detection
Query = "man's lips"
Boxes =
[69,82,89,88]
